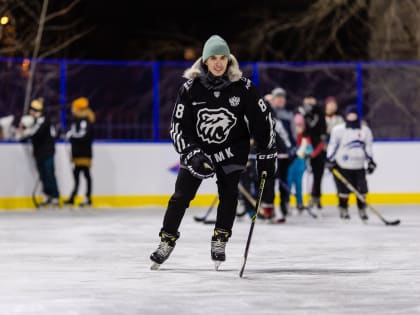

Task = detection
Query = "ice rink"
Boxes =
[0,206,419,315]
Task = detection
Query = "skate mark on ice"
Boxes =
[246,268,376,276]
[154,267,237,273]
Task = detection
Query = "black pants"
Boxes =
[36,155,59,198]
[334,167,368,209]
[162,168,241,235]
[262,158,290,209]
[310,151,326,198]
[69,166,92,200]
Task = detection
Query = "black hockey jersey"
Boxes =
[170,74,276,173]
[68,116,94,159]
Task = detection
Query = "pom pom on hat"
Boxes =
[30,98,44,112]
[72,97,89,110]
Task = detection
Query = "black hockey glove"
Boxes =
[367,160,377,174]
[325,160,337,172]
[182,148,215,180]
[256,150,277,179]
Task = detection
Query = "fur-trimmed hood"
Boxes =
[183,54,242,82]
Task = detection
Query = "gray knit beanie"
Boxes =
[202,35,230,62]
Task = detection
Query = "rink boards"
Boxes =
[0,141,419,209]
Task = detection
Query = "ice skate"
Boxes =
[211,228,230,270]
[308,196,322,209]
[339,207,350,220]
[297,204,317,219]
[78,198,92,209]
[39,197,60,209]
[62,198,75,209]
[150,230,178,270]
[358,207,368,222]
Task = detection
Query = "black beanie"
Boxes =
[345,105,358,116]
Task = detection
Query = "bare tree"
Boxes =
[0,0,93,113]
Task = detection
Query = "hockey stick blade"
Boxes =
[193,195,218,223]
[385,219,401,226]
[203,219,216,225]
[193,215,206,222]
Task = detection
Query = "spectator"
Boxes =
[63,97,96,208]
[16,98,60,207]
[287,113,313,212]
[297,96,327,213]
[0,115,15,140]
[261,87,296,221]
[324,96,344,141]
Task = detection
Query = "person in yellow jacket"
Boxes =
[63,97,95,207]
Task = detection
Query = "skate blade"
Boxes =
[214,261,222,271]
[150,262,161,270]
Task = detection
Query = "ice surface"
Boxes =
[0,206,419,315]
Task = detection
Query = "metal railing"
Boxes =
[1,57,419,140]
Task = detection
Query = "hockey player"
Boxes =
[150,35,277,270]
[63,97,95,208]
[16,98,60,207]
[326,105,377,220]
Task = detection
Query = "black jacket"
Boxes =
[68,116,94,158]
[29,116,56,160]
[301,104,327,148]
[170,56,276,173]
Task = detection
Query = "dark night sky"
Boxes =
[69,0,311,61]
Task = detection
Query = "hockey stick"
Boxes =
[238,182,262,213]
[32,178,41,209]
[239,171,267,278]
[332,169,400,226]
[193,195,218,222]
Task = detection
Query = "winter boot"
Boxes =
[211,228,231,270]
[358,207,368,221]
[260,206,275,220]
[150,230,179,270]
[339,207,350,220]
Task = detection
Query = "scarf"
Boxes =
[198,63,232,91]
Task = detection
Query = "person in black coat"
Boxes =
[63,97,95,207]
[17,98,60,207]
[297,96,327,212]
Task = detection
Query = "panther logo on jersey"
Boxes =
[196,108,237,144]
